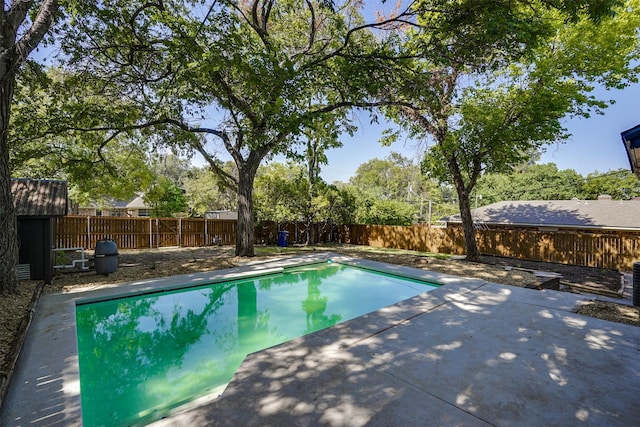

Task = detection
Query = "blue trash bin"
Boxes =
[277,231,289,247]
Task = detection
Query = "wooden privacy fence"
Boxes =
[476,228,640,271]
[340,224,467,255]
[341,224,640,271]
[56,217,640,270]
[255,221,340,245]
[56,216,237,250]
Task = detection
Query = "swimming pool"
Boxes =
[75,261,439,426]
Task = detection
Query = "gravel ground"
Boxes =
[1,244,637,403]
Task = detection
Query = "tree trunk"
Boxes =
[305,214,316,245]
[448,155,481,262]
[306,145,319,246]
[456,185,480,262]
[0,1,59,293]
[0,77,19,294]
[235,165,257,257]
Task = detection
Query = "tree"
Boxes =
[347,152,454,224]
[293,115,350,243]
[317,182,358,225]
[350,154,414,200]
[9,61,173,209]
[385,0,639,261]
[10,68,156,207]
[476,163,584,203]
[253,161,358,235]
[581,169,640,199]
[356,198,415,225]
[143,177,189,217]
[349,154,418,223]
[60,0,397,257]
[150,154,191,187]
[183,163,237,216]
[1,1,60,294]
[254,162,308,223]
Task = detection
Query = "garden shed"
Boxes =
[11,179,68,284]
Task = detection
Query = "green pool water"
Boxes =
[75,262,438,426]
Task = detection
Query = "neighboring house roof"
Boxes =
[79,194,148,211]
[11,179,68,217]
[111,199,130,209]
[126,195,148,209]
[446,199,640,231]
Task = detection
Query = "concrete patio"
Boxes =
[2,254,639,426]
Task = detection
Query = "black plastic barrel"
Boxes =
[277,231,289,247]
[95,240,118,275]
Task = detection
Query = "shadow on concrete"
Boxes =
[154,284,640,426]
[0,292,82,426]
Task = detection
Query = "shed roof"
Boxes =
[446,199,640,231]
[11,179,69,217]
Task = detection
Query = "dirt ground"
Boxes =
[1,244,638,403]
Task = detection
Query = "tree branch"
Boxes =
[130,1,166,46]
[6,0,32,34]
[192,136,238,188]
[14,0,58,65]
[300,2,418,71]
[398,105,437,136]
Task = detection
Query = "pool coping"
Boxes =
[2,253,639,426]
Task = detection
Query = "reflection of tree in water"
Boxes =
[76,284,235,426]
[76,264,345,426]
[236,281,273,353]
[300,266,342,334]
[255,264,343,334]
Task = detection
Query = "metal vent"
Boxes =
[17,264,31,280]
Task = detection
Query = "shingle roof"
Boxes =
[11,179,68,217]
[447,199,640,230]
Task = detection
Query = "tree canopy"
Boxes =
[9,67,158,206]
[143,177,189,217]
[58,0,395,256]
[475,164,585,202]
[476,165,640,203]
[383,0,640,260]
[582,169,640,199]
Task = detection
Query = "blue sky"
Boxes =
[319,81,640,183]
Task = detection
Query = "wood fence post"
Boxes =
[204,218,208,246]
[178,218,182,247]
[149,218,152,248]
[87,216,91,249]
